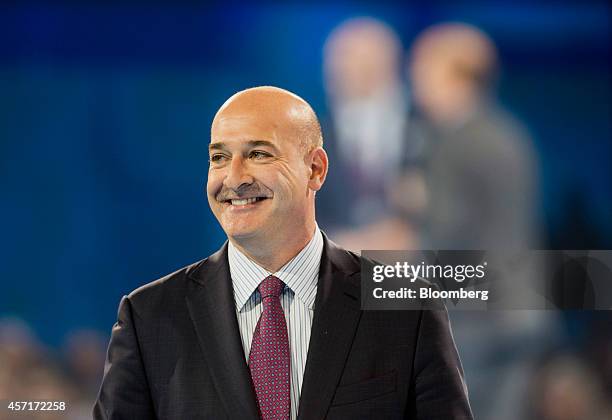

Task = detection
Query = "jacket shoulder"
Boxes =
[323,234,363,275]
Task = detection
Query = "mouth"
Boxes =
[220,196,270,209]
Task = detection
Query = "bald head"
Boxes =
[207,87,328,266]
[212,86,322,154]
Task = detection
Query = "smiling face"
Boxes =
[207,87,327,248]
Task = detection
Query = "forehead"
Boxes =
[210,110,302,151]
[212,113,275,138]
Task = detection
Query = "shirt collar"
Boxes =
[228,226,323,313]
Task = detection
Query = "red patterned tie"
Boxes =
[248,275,291,420]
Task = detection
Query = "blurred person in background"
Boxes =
[0,318,47,400]
[63,330,107,398]
[403,22,539,250]
[62,330,108,419]
[318,17,416,251]
[0,318,80,420]
[403,23,562,420]
[527,355,612,420]
[585,314,612,398]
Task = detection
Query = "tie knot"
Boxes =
[258,275,284,300]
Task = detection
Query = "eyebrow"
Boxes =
[209,140,280,153]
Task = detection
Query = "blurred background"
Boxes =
[0,1,610,419]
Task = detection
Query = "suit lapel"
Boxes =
[185,243,259,419]
[298,236,362,420]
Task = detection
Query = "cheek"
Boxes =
[273,166,309,203]
[206,170,222,195]
[206,173,224,208]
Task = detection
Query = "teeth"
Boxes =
[230,198,258,206]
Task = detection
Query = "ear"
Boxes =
[306,147,328,192]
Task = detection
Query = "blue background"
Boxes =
[0,1,610,346]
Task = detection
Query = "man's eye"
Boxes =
[210,154,228,163]
[249,151,271,160]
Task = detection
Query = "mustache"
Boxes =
[215,182,273,202]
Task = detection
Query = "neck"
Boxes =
[229,219,317,272]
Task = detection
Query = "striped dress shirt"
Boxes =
[228,227,323,420]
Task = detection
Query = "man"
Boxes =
[405,24,550,420]
[94,86,472,419]
[318,18,416,251]
[406,23,539,250]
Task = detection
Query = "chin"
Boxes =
[221,219,264,240]
[226,228,258,240]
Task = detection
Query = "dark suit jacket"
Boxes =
[94,234,473,419]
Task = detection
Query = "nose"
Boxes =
[223,156,254,190]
